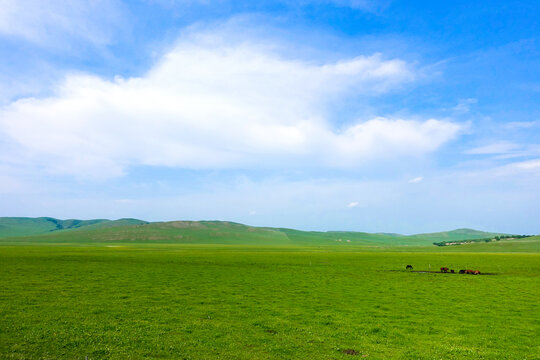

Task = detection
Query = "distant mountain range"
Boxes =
[0,217,522,246]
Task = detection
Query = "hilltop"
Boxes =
[411,228,505,241]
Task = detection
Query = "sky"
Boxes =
[0,0,539,234]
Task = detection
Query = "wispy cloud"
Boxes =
[0,0,126,48]
[0,27,461,179]
[468,158,540,179]
[508,159,540,171]
[465,142,540,159]
[503,121,538,129]
[148,0,392,13]
[408,176,423,183]
[465,142,521,155]
[452,98,477,113]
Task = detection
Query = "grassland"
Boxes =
[0,221,538,359]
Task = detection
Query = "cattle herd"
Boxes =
[405,265,481,275]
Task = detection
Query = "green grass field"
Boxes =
[1,220,538,359]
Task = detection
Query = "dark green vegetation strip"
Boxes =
[433,235,532,247]
[1,245,539,359]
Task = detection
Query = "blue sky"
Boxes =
[0,0,539,234]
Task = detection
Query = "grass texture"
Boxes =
[1,244,538,359]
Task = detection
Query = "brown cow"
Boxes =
[440,267,449,273]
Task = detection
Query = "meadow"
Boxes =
[1,240,539,359]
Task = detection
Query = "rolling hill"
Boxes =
[431,234,540,253]
[410,228,505,241]
[0,217,147,238]
[0,217,530,248]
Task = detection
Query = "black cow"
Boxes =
[406,265,413,270]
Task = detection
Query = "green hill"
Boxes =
[276,228,436,246]
[1,219,413,245]
[0,217,534,249]
[0,217,147,238]
[0,217,62,238]
[434,234,540,253]
[0,220,292,245]
[409,228,508,242]
[2,222,440,246]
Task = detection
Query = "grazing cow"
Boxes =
[450,269,455,273]
[440,267,449,273]
[406,265,413,270]
[461,269,481,275]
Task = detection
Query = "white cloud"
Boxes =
[465,142,521,155]
[0,0,125,47]
[150,0,390,13]
[456,158,540,181]
[503,121,538,129]
[465,142,540,159]
[408,176,423,183]
[452,98,477,113]
[503,159,540,173]
[0,30,461,179]
[347,201,359,208]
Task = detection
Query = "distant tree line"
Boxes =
[433,234,532,247]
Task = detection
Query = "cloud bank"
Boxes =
[0,31,461,178]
